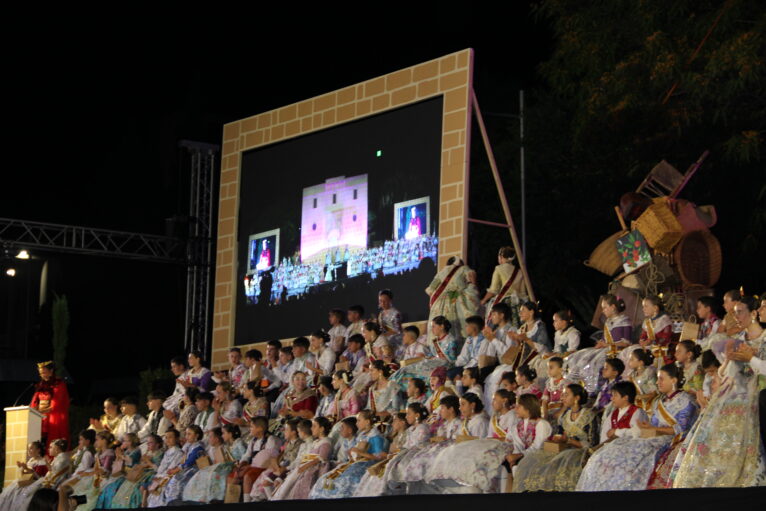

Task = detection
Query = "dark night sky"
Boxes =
[0,6,552,401]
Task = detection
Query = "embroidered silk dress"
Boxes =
[272,437,333,500]
[483,320,551,407]
[513,407,598,492]
[426,260,481,339]
[390,333,460,391]
[2,452,70,511]
[576,390,697,491]
[671,330,766,488]
[565,313,634,393]
[309,428,388,499]
[629,366,658,414]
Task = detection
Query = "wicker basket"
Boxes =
[674,230,722,288]
[634,198,683,254]
[584,231,625,276]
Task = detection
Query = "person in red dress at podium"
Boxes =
[30,360,70,451]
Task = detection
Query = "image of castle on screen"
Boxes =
[243,176,437,306]
[235,95,443,344]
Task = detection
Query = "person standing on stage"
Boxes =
[30,360,70,450]
[481,246,528,328]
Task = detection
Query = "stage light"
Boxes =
[16,250,30,259]
[5,268,16,277]
[376,150,382,157]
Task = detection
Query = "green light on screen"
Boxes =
[376,150,382,157]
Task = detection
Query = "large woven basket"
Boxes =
[584,231,625,276]
[634,198,683,254]
[674,230,722,288]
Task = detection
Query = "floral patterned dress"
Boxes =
[384,418,460,495]
[513,407,598,492]
[670,331,766,488]
[272,437,333,500]
[576,391,697,491]
[426,260,481,339]
[565,313,634,393]
[309,429,388,499]
[390,334,460,392]
[182,438,247,503]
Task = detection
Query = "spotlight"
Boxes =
[5,268,16,277]
[16,250,30,260]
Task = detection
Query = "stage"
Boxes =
[130,488,765,511]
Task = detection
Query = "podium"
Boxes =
[3,406,43,488]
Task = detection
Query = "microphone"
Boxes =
[13,382,37,407]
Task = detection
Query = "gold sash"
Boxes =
[603,325,618,357]
[645,318,656,342]
[461,418,470,436]
[490,414,505,438]
[656,396,681,445]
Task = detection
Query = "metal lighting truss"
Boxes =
[0,140,219,357]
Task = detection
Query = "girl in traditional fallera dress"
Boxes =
[330,369,361,425]
[628,349,658,414]
[390,316,459,391]
[513,384,597,492]
[314,376,336,418]
[481,246,527,329]
[378,403,432,495]
[249,419,303,501]
[541,357,567,421]
[425,366,456,433]
[515,365,543,401]
[675,340,705,394]
[143,430,184,508]
[460,366,484,402]
[182,425,246,503]
[550,310,580,356]
[367,360,403,420]
[309,410,389,499]
[307,330,337,381]
[386,395,462,495]
[638,296,673,362]
[1,439,70,511]
[487,389,517,439]
[61,429,96,488]
[505,394,552,491]
[576,364,697,491]
[425,256,481,339]
[671,296,766,488]
[353,412,411,497]
[182,350,213,392]
[333,417,359,464]
[405,377,428,407]
[89,397,123,434]
[154,425,206,505]
[483,302,551,409]
[272,417,334,500]
[100,433,164,509]
[0,441,49,511]
[169,388,199,435]
[565,294,634,393]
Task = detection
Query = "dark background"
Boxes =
[1,2,763,413]
[236,97,442,344]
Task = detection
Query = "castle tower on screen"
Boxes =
[300,174,368,263]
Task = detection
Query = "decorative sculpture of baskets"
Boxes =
[584,230,625,276]
[674,230,722,288]
[634,198,683,254]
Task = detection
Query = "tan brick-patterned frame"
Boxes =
[211,49,474,369]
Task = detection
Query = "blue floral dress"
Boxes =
[390,334,460,391]
[576,391,697,491]
[309,428,388,499]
